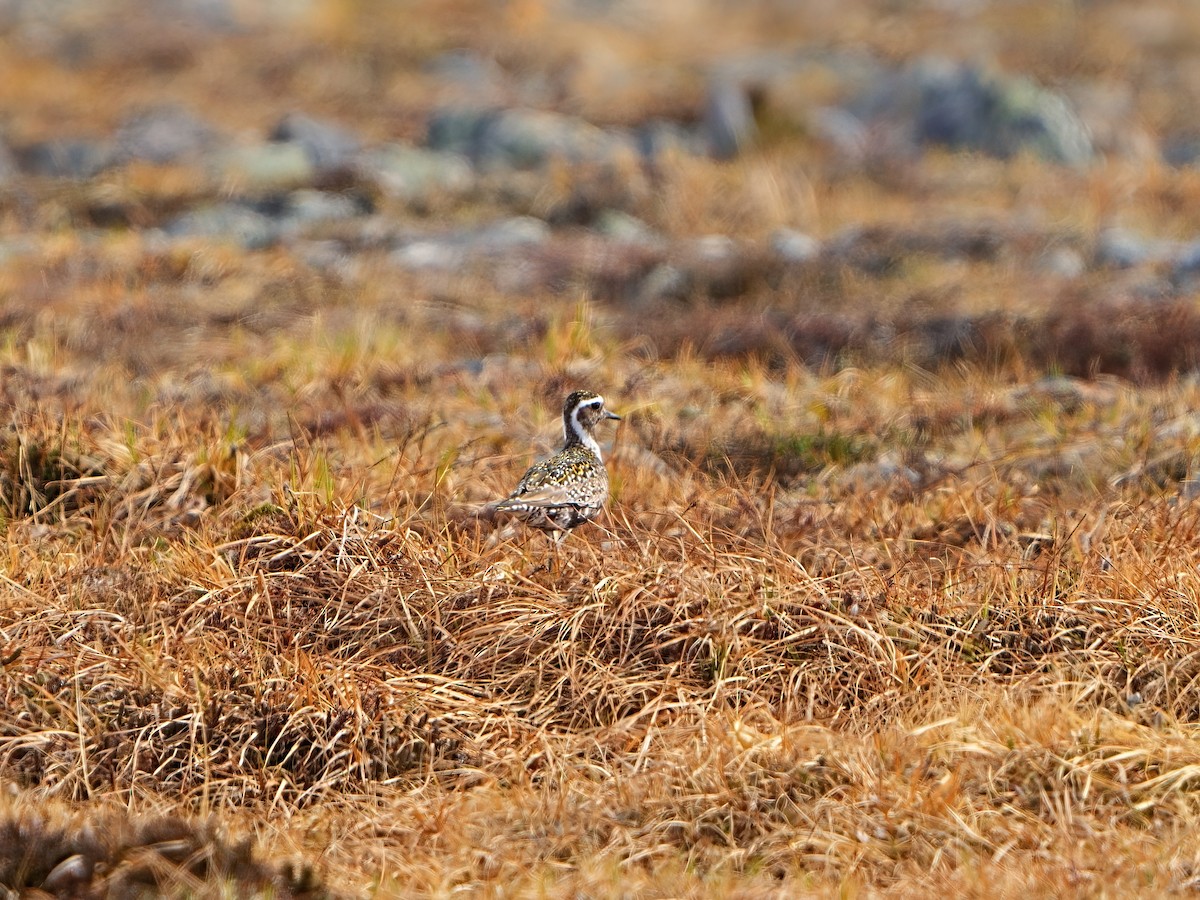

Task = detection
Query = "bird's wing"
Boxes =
[494,482,576,509]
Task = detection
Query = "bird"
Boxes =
[491,389,621,554]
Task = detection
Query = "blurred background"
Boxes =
[3,0,1194,168]
[2,0,1200,384]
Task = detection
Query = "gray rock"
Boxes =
[152,0,238,28]
[593,209,656,242]
[356,144,473,202]
[471,215,551,249]
[636,263,689,305]
[855,58,1093,166]
[154,0,310,28]
[1172,241,1200,283]
[425,108,485,158]
[114,104,217,164]
[168,191,367,248]
[216,142,315,190]
[270,113,361,172]
[837,451,921,490]
[770,228,820,264]
[704,76,756,159]
[391,216,550,272]
[163,202,279,249]
[1040,246,1085,278]
[392,240,461,271]
[427,107,636,170]
[483,109,633,169]
[1094,227,1173,269]
[270,189,367,230]
[0,0,96,28]
[679,235,756,300]
[294,239,357,276]
[17,138,115,178]
[688,234,738,264]
[1163,133,1200,168]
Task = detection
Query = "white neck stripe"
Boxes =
[565,402,604,460]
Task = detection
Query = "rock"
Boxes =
[270,113,361,172]
[216,142,316,190]
[826,221,1018,274]
[17,138,115,178]
[114,104,217,164]
[167,191,366,248]
[1094,227,1172,269]
[154,0,239,29]
[294,239,357,276]
[593,209,657,242]
[636,263,689,305]
[470,215,550,249]
[425,108,484,158]
[356,144,473,202]
[484,109,630,169]
[1163,133,1200,168]
[837,451,921,490]
[426,107,637,171]
[1171,241,1200,284]
[770,228,820,264]
[1040,246,1085,278]
[163,202,279,249]
[267,189,368,231]
[391,216,550,271]
[154,0,308,28]
[688,234,739,264]
[392,240,461,271]
[854,58,1094,166]
[680,235,757,300]
[704,76,756,159]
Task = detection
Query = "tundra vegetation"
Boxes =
[4,0,1200,896]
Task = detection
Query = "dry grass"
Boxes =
[6,283,1200,895]
[6,0,1200,897]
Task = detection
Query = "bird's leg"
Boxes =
[527,530,558,575]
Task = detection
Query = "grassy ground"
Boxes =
[6,1,1200,897]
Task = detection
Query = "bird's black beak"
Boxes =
[605,410,621,421]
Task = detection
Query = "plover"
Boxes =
[492,390,621,549]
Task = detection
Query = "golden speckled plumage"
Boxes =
[493,390,620,541]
